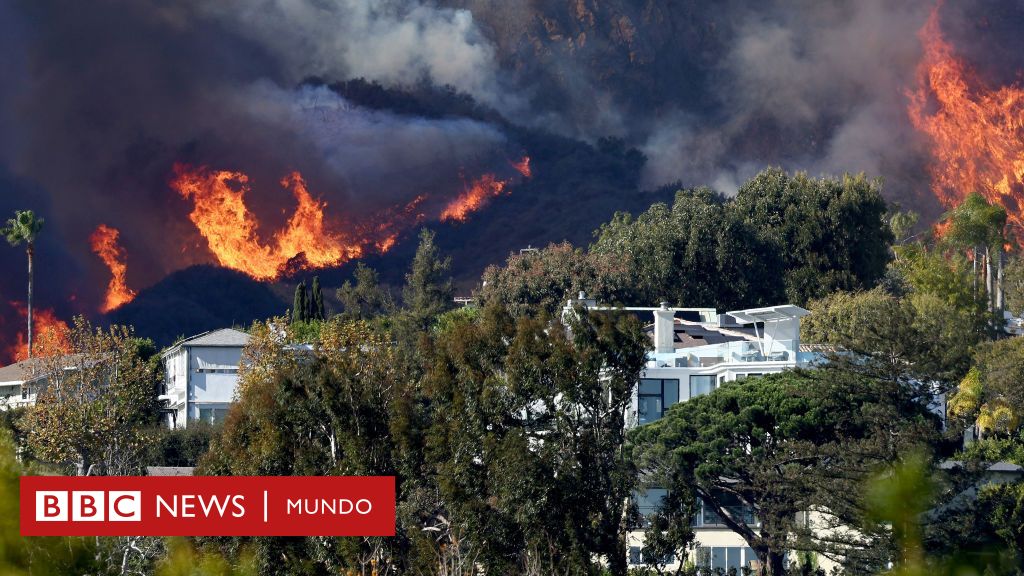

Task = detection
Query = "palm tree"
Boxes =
[2,210,44,358]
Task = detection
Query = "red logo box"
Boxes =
[20,476,395,536]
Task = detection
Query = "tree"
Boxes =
[199,318,421,575]
[630,369,940,576]
[477,242,629,317]
[948,337,1024,438]
[337,263,394,322]
[802,288,977,392]
[22,318,158,476]
[941,192,1009,314]
[2,210,44,358]
[422,303,648,575]
[292,280,308,324]
[311,276,325,321]
[402,229,454,332]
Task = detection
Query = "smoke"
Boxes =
[641,0,934,196]
[0,0,1018,335]
[0,0,513,313]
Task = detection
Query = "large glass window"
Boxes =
[689,375,715,398]
[696,547,758,572]
[638,379,679,424]
[695,492,758,527]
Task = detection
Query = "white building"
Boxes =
[0,358,45,409]
[566,296,816,573]
[160,328,250,428]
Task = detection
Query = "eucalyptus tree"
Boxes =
[1,210,44,358]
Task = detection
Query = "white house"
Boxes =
[160,328,250,428]
[565,295,817,573]
[0,358,46,409]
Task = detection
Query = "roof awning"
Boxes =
[727,305,809,324]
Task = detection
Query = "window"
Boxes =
[627,546,674,567]
[689,375,715,398]
[694,492,758,527]
[198,407,228,424]
[696,546,758,572]
[638,379,679,424]
[196,367,238,374]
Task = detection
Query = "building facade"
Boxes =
[567,296,816,572]
[160,328,250,428]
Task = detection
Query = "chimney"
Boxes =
[654,302,675,354]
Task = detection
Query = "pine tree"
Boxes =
[403,229,454,332]
[292,281,308,324]
[311,276,325,320]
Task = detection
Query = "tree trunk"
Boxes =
[26,244,34,359]
[985,246,993,314]
[997,245,1005,314]
[765,550,786,576]
[973,246,978,297]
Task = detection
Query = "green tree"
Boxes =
[948,337,1024,438]
[311,276,325,320]
[941,192,1009,313]
[292,280,308,324]
[2,210,44,358]
[23,318,158,476]
[422,303,648,574]
[337,263,394,322]
[802,288,977,391]
[730,169,892,304]
[477,241,629,317]
[630,369,940,576]
[401,228,454,332]
[199,318,420,575]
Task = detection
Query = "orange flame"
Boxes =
[171,165,436,280]
[908,5,1024,237]
[441,156,532,223]
[90,224,137,313]
[171,165,366,280]
[6,302,71,363]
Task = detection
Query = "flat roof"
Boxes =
[727,305,810,324]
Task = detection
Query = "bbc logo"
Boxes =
[36,491,141,522]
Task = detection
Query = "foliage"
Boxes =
[144,421,221,467]
[311,276,325,321]
[401,228,455,332]
[802,288,977,391]
[590,169,891,309]
[948,338,1024,438]
[422,302,648,574]
[155,539,256,576]
[199,317,416,575]
[630,369,940,576]
[22,317,160,476]
[337,262,395,322]
[1,209,45,247]
[478,241,629,316]
[292,280,308,324]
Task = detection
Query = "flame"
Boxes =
[171,165,367,280]
[5,302,71,363]
[908,5,1024,237]
[441,156,532,223]
[171,165,436,280]
[90,224,137,312]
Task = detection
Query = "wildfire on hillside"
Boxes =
[91,224,137,313]
[441,156,532,223]
[173,158,530,280]
[5,302,71,363]
[908,5,1024,240]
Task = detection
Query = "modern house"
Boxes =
[565,295,817,573]
[160,328,250,428]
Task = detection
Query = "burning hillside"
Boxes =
[3,302,70,363]
[172,159,530,281]
[909,4,1024,236]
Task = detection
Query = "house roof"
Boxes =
[0,358,53,385]
[728,305,810,324]
[163,328,251,356]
